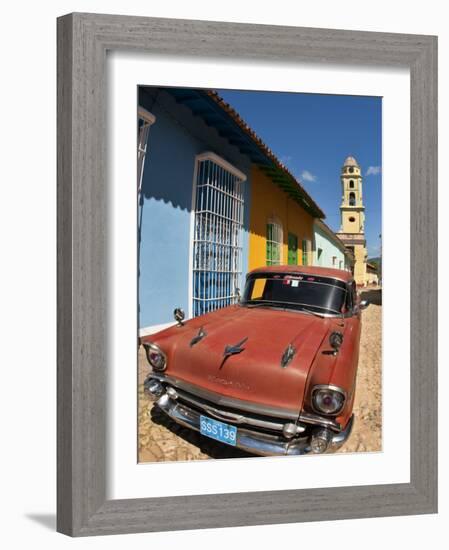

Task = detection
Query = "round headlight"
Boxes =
[144,343,167,372]
[312,386,346,415]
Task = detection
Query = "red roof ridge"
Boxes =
[206,90,325,219]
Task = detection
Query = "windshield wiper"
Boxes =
[243,301,281,309]
[243,301,337,317]
[289,302,341,316]
[298,307,326,318]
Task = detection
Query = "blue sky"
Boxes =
[218,90,382,258]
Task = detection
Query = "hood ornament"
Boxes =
[329,331,343,355]
[223,337,248,358]
[281,343,296,368]
[190,326,207,347]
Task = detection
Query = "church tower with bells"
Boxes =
[336,156,367,285]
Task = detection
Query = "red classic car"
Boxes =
[142,265,369,456]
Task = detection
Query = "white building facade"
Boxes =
[313,218,353,271]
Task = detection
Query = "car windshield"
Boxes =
[241,273,347,315]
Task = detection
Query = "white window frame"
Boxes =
[266,216,283,266]
[189,152,247,318]
[137,107,156,195]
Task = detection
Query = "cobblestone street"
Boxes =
[138,288,382,462]
[338,287,382,453]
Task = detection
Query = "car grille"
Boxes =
[165,384,310,437]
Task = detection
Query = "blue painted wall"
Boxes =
[138,88,252,329]
[313,222,346,270]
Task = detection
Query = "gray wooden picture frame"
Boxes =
[57,12,438,537]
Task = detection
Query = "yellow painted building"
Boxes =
[336,156,368,285]
[248,166,315,271]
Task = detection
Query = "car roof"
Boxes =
[247,264,353,283]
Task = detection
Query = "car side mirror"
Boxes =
[359,299,369,310]
[173,307,185,326]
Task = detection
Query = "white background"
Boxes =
[0,0,445,548]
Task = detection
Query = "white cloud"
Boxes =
[366,166,381,176]
[300,170,317,182]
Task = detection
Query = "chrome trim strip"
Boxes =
[149,372,300,420]
[174,387,289,432]
[329,415,354,450]
[154,395,353,457]
[298,412,341,432]
[312,384,348,400]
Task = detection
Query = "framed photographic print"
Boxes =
[57,13,437,536]
[137,87,382,463]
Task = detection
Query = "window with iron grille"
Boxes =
[192,152,246,317]
[266,219,283,265]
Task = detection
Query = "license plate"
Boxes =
[200,415,237,446]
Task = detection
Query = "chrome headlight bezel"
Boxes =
[143,342,167,372]
[311,385,347,416]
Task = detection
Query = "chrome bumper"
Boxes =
[153,392,354,457]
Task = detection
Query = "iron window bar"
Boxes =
[192,153,246,317]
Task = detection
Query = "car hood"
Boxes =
[150,306,338,414]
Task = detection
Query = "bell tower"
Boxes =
[337,156,367,285]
